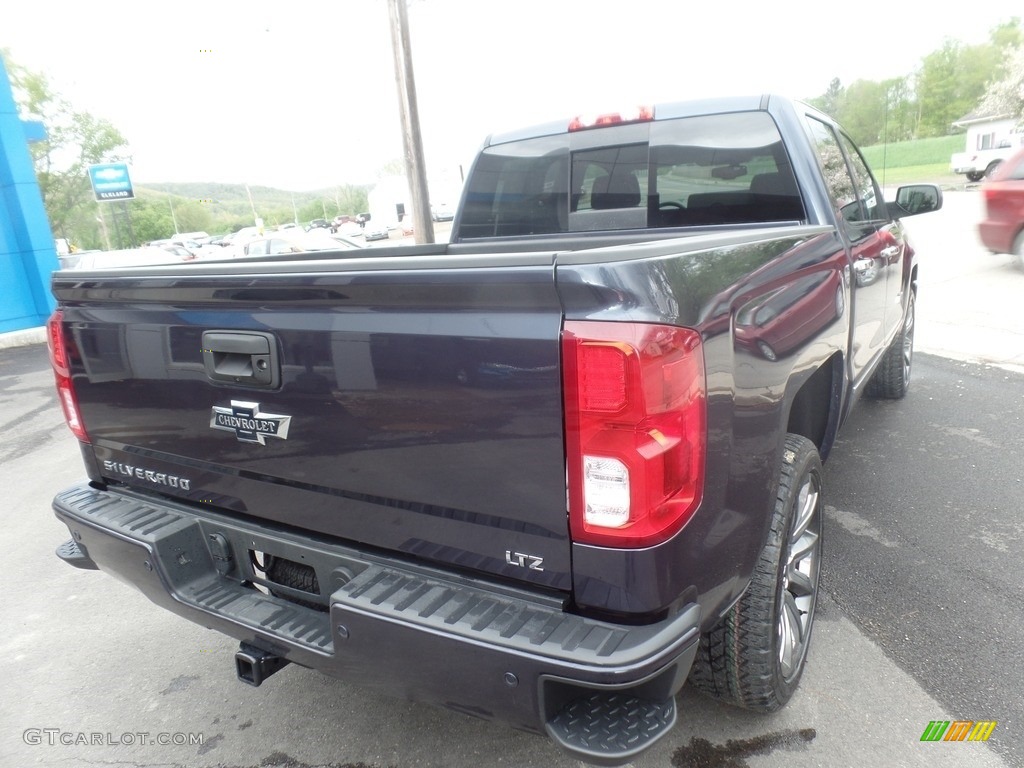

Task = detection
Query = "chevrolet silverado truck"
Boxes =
[49,95,941,765]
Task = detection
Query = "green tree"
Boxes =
[980,44,1024,126]
[882,77,917,143]
[299,200,329,223]
[809,18,1022,143]
[990,17,1022,50]
[835,79,890,146]
[3,50,130,245]
[808,78,845,119]
[334,184,370,215]
[130,196,176,243]
[171,199,213,234]
[916,22,1019,135]
[916,41,968,136]
[377,158,406,178]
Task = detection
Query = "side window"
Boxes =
[838,132,886,222]
[268,239,300,255]
[246,240,268,256]
[806,117,873,240]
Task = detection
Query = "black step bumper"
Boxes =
[54,482,700,765]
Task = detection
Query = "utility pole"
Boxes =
[96,203,111,251]
[245,183,258,223]
[387,0,434,244]
[168,195,180,234]
[245,183,263,233]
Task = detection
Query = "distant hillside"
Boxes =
[139,182,364,216]
[132,181,372,237]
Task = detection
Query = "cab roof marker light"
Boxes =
[568,106,655,132]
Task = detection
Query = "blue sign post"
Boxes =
[88,162,134,201]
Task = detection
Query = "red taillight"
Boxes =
[562,321,705,547]
[568,106,654,132]
[47,310,88,442]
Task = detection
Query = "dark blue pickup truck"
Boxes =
[48,95,941,765]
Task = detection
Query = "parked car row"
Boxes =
[61,228,368,270]
[241,229,364,256]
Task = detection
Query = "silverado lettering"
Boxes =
[50,95,941,765]
[101,461,192,491]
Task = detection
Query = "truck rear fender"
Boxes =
[785,352,845,463]
[555,228,847,625]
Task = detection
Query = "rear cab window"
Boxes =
[457,111,805,240]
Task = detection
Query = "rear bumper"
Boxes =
[978,219,1017,254]
[54,482,700,765]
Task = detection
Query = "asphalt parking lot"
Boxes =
[1,190,1021,767]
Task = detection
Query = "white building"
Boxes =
[367,173,463,229]
[952,110,1020,152]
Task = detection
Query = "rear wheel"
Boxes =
[966,171,984,183]
[688,434,823,711]
[866,291,915,399]
[985,160,1002,179]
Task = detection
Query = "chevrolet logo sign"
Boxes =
[210,401,291,445]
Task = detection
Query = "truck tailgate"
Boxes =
[53,256,571,590]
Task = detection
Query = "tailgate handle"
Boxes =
[202,331,280,388]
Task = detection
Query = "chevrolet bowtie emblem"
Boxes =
[210,401,291,445]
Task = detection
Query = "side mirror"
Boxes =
[890,184,943,217]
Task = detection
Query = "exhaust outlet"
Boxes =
[235,642,290,687]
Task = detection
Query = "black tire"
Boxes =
[688,434,823,711]
[985,160,1002,179]
[866,291,915,399]
[966,171,984,183]
[266,556,323,611]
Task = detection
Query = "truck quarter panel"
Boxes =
[556,229,849,624]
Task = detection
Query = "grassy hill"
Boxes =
[861,135,964,186]
[139,182,362,222]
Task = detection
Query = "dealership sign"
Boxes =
[88,163,134,201]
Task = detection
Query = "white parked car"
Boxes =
[241,229,364,257]
[363,222,390,242]
[64,247,193,270]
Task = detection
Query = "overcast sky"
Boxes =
[3,0,1021,191]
